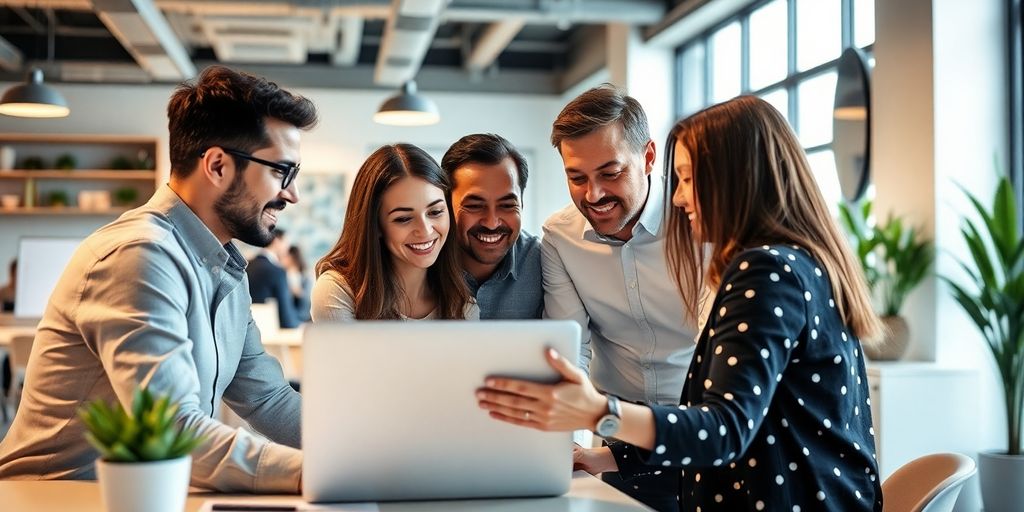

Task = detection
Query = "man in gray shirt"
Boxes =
[0,66,317,493]
[442,134,543,319]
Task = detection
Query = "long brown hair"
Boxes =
[665,95,882,343]
[316,144,471,319]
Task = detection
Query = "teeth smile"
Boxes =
[476,233,504,244]
[590,202,615,213]
[408,239,437,251]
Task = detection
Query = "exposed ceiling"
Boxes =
[0,0,687,94]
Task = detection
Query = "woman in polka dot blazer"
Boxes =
[477,95,884,511]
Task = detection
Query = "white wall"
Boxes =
[0,82,570,268]
[874,0,1008,508]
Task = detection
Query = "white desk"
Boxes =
[0,325,35,347]
[0,471,651,511]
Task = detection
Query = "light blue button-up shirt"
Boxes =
[0,185,302,492]
[541,174,699,405]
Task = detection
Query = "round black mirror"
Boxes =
[833,47,871,203]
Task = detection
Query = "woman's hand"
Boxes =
[574,445,618,475]
[476,348,607,432]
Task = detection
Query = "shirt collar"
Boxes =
[148,184,246,272]
[583,172,667,245]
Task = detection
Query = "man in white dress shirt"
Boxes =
[542,84,700,511]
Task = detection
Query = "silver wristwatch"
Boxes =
[595,394,622,437]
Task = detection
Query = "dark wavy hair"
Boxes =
[167,65,318,178]
[441,133,529,192]
[316,144,471,319]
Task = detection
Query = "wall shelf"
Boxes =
[0,134,160,215]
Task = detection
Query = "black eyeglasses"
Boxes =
[222,148,300,190]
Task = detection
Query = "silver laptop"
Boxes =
[302,320,580,503]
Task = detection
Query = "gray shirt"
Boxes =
[542,174,699,405]
[464,231,544,319]
[0,185,302,493]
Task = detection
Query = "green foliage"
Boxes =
[942,174,1024,456]
[55,154,76,170]
[113,187,138,206]
[78,386,206,462]
[47,190,68,207]
[838,199,935,316]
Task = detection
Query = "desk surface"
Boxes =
[0,471,650,511]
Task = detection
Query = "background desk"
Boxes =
[0,471,651,511]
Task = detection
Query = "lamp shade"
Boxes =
[0,68,70,118]
[373,81,439,126]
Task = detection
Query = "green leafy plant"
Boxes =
[943,174,1024,455]
[839,199,935,316]
[78,386,206,462]
[55,153,77,170]
[47,190,69,207]
[113,187,138,206]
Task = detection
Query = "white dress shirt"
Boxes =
[541,173,701,405]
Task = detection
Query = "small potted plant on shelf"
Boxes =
[839,198,934,360]
[47,190,69,208]
[55,153,77,170]
[943,173,1024,512]
[79,386,205,512]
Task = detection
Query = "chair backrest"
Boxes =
[882,452,977,512]
[9,333,34,374]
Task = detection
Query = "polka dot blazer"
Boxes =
[608,244,882,511]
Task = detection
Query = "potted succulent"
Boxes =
[79,386,205,512]
[943,174,1024,512]
[839,199,934,359]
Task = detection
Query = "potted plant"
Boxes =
[47,190,69,208]
[839,199,934,359]
[943,174,1024,512]
[79,386,205,512]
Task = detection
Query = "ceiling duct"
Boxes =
[0,38,25,72]
[92,0,196,81]
[374,0,446,86]
[201,16,314,64]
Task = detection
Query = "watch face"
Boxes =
[597,415,621,437]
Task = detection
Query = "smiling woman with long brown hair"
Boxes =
[477,96,883,511]
[312,144,476,321]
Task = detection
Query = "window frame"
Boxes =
[1011,0,1023,227]
[674,0,872,148]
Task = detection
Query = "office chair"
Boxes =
[882,452,976,512]
[6,334,34,415]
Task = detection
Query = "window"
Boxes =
[675,0,874,208]
[1012,0,1024,227]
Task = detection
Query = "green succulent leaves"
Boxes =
[78,386,206,462]
[838,199,934,316]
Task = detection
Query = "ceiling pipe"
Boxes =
[464,19,524,72]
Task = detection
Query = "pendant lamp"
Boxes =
[0,67,70,118]
[373,80,439,126]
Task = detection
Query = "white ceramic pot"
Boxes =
[96,455,191,512]
[979,451,1024,512]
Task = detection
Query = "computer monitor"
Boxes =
[14,237,82,319]
[302,320,580,503]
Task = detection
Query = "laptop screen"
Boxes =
[14,237,81,319]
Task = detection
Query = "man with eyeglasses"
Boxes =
[0,66,318,493]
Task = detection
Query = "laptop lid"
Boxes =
[302,320,581,503]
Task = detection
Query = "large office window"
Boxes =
[1012,0,1024,226]
[675,0,874,208]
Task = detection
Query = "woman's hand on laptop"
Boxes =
[476,348,606,431]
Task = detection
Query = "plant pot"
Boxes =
[96,455,191,512]
[863,314,910,361]
[979,451,1024,512]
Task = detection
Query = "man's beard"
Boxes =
[213,173,285,247]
